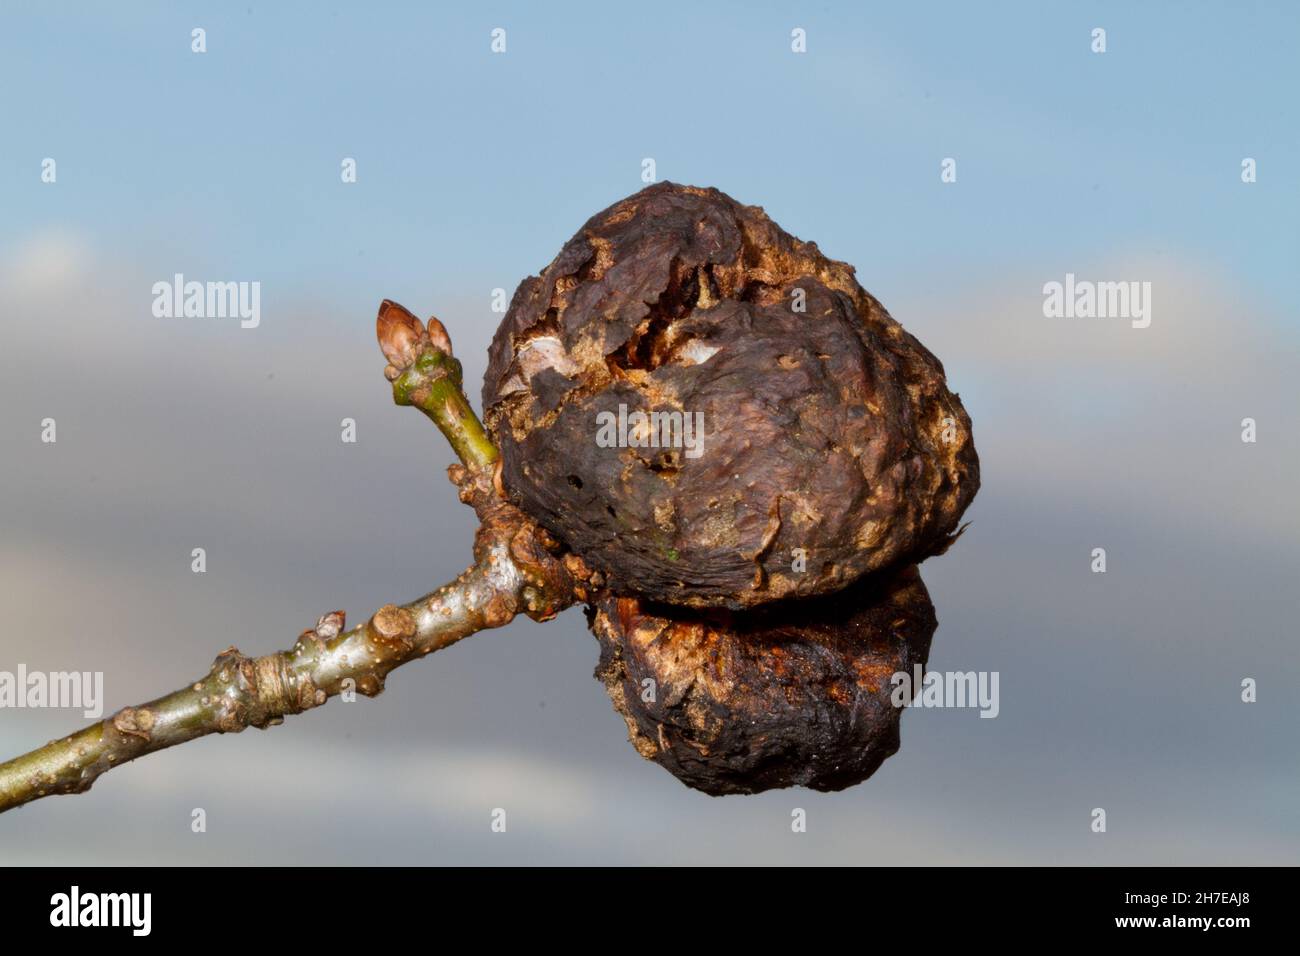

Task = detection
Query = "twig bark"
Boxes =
[0,301,593,815]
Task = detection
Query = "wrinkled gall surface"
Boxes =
[588,565,937,795]
[483,182,979,609]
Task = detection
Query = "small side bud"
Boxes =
[315,610,346,640]
[426,315,453,356]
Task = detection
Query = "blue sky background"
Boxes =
[5,1,1297,314]
[1,1,1297,864]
